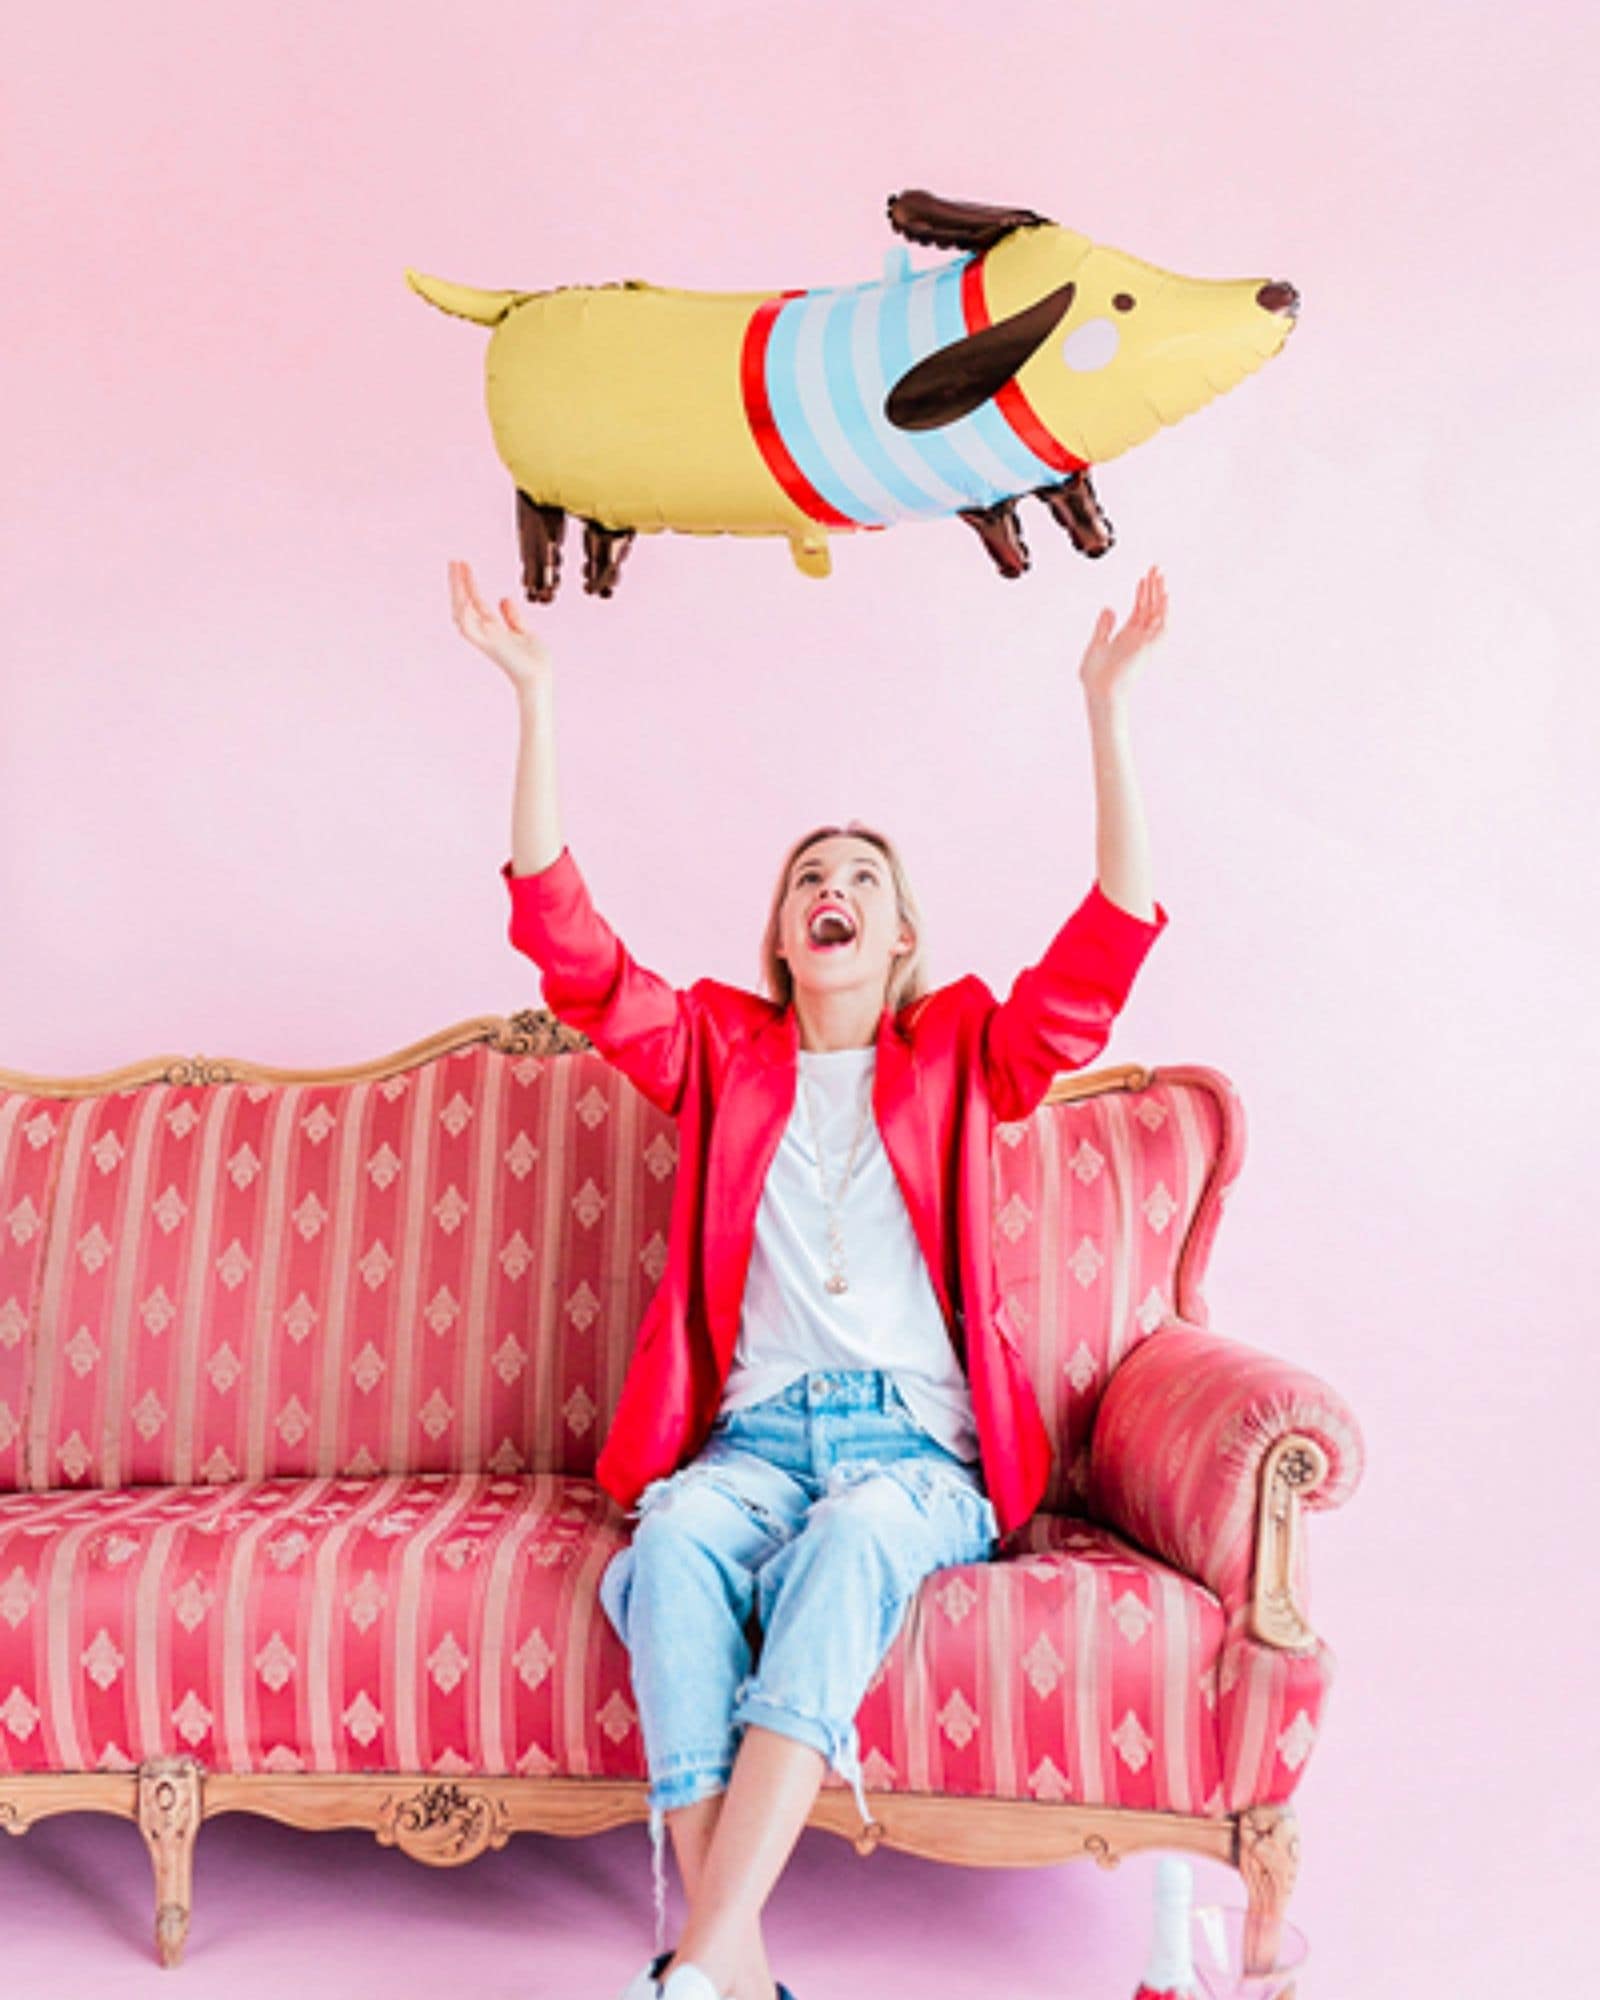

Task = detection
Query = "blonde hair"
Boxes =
[759,822,929,1016]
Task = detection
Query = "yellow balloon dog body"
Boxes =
[409,189,1298,599]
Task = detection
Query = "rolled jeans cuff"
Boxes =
[732,1683,875,1833]
[647,1757,734,1817]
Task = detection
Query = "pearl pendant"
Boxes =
[825,1274,849,1295]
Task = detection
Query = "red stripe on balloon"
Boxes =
[961,257,1088,475]
[740,293,858,530]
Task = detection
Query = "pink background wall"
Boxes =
[3,2,1596,1994]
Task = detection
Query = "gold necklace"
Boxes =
[799,1067,875,1295]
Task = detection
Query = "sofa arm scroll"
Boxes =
[1085,1319,1365,1645]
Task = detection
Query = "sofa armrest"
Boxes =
[1085,1318,1365,1648]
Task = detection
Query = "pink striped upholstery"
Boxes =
[0,1044,1361,1813]
[15,1049,675,1491]
[0,1473,1232,1809]
[1087,1319,1364,1613]
[1217,1611,1337,1810]
[12,1057,1237,1499]
[0,1472,636,1778]
[1083,1318,1364,1813]
[856,1511,1228,1813]
[990,1065,1240,1512]
[0,1093,67,1493]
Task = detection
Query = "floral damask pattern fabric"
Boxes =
[0,1471,1251,1811]
[0,1091,66,1493]
[0,1047,1344,1811]
[854,1509,1230,1814]
[12,1064,1232,1504]
[14,1049,675,1491]
[0,1472,631,1779]
[14,1053,1231,1501]
[989,1072,1236,1514]
[1215,1606,1336,1810]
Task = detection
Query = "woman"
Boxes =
[449,558,1170,2000]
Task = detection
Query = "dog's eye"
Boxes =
[1112,293,1136,313]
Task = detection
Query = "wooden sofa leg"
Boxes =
[1237,1804,1300,1990]
[138,1756,203,1967]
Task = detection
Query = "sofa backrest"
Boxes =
[0,1092,63,1490]
[991,1064,1238,1510]
[0,1031,1239,1505]
[1,1041,675,1492]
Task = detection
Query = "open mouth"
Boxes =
[806,905,858,950]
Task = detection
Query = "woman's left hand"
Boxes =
[1077,565,1167,706]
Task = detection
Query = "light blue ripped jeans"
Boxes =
[597,1367,999,1954]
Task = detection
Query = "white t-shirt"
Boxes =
[720,1046,980,1462]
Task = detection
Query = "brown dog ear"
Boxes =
[885,280,1076,431]
[885,188,1054,251]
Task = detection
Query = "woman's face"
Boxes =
[775,834,913,1004]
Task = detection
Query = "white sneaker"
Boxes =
[616,1964,663,2000]
[617,1951,679,2000]
[615,1951,724,2000]
[659,1964,726,2000]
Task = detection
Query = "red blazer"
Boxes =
[501,849,1169,1536]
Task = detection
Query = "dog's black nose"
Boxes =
[1257,281,1300,318]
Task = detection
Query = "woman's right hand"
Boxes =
[448,559,552,695]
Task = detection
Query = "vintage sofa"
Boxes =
[0,1011,1363,1986]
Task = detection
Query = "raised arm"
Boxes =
[450,558,564,873]
[450,560,693,1115]
[1083,564,1165,922]
[982,568,1171,1118]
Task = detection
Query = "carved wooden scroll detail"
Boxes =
[490,1009,593,1058]
[160,1057,237,1086]
[1237,1804,1300,1983]
[375,1781,513,1866]
[1250,1434,1330,1650]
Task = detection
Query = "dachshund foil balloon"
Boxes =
[407,190,1299,600]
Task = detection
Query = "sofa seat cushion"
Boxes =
[0,1471,641,1779]
[852,1512,1228,1817]
[0,1481,1227,1816]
